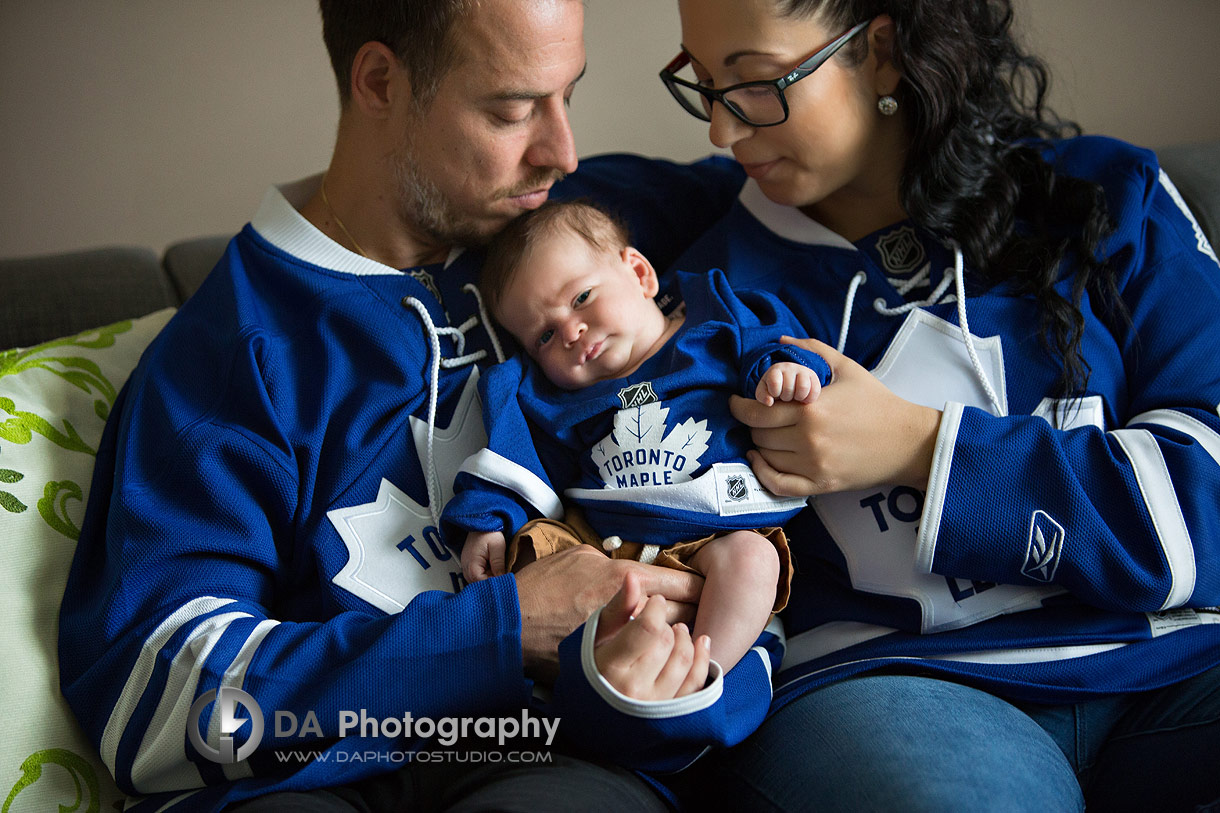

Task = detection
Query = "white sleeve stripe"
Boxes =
[1159,169,1219,267]
[147,791,201,812]
[915,402,963,573]
[458,448,563,519]
[1127,408,1220,470]
[131,611,254,792]
[101,596,237,776]
[216,619,280,782]
[1111,429,1196,609]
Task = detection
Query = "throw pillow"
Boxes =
[0,308,174,812]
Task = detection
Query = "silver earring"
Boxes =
[877,95,898,116]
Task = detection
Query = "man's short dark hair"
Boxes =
[318,0,474,110]
[481,200,632,320]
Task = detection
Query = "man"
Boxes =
[58,1,745,811]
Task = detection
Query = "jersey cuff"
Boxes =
[916,401,963,573]
[458,448,563,519]
[578,610,724,718]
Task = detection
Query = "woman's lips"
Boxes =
[741,158,780,180]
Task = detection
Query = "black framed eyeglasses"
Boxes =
[659,19,872,127]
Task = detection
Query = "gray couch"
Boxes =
[0,235,230,351]
[2,141,1218,351]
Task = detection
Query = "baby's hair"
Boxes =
[481,199,631,318]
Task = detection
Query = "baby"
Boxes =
[443,200,830,675]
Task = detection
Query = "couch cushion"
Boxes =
[0,247,176,351]
[0,308,174,811]
[162,234,231,304]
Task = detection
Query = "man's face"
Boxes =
[392,0,585,248]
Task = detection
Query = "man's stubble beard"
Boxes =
[391,143,490,249]
[390,135,568,250]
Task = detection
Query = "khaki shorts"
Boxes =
[507,508,792,613]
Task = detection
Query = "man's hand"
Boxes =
[755,360,821,406]
[593,572,711,700]
[513,546,703,683]
[461,530,506,582]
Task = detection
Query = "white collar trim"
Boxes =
[738,178,857,251]
[250,174,465,275]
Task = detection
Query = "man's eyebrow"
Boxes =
[488,64,587,101]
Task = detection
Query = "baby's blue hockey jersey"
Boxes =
[444,269,829,547]
[669,136,1220,709]
[57,155,781,811]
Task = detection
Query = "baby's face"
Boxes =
[495,230,669,389]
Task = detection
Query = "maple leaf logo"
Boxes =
[590,389,711,488]
[326,370,482,613]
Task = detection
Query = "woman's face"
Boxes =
[676,0,905,234]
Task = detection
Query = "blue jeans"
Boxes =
[689,666,1220,812]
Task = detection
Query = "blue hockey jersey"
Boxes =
[668,136,1220,709]
[57,155,784,811]
[444,269,829,547]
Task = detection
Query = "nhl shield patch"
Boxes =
[618,381,659,409]
[409,268,443,306]
[875,226,926,275]
[1022,510,1064,582]
[724,474,749,502]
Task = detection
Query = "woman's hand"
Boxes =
[730,337,942,496]
[593,572,711,700]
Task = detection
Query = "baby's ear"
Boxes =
[622,246,659,298]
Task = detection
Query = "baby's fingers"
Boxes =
[793,372,821,404]
[675,634,711,698]
[465,557,490,582]
[754,376,774,406]
[756,368,785,406]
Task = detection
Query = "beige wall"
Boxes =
[1015,0,1220,146]
[2,0,1218,258]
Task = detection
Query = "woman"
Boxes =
[658,0,1220,809]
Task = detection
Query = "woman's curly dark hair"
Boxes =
[780,0,1122,396]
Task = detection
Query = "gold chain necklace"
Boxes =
[320,173,368,258]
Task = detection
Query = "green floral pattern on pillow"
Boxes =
[0,469,23,515]
[0,321,132,538]
[3,748,103,813]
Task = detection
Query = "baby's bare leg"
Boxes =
[687,530,780,672]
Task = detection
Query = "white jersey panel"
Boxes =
[811,309,1063,632]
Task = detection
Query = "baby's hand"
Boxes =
[462,530,507,582]
[755,361,821,406]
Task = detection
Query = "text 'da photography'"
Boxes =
[187,687,559,767]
